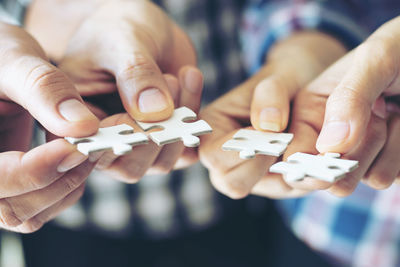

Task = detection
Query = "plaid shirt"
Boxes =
[242,1,400,266]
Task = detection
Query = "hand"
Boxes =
[88,66,204,182]
[283,17,400,196]
[199,32,347,199]
[0,23,99,232]
[33,0,202,181]
[55,0,197,122]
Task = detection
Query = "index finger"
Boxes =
[0,139,87,198]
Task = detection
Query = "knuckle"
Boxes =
[62,174,85,193]
[117,52,156,82]
[0,200,22,228]
[25,174,47,191]
[356,39,398,80]
[27,64,65,92]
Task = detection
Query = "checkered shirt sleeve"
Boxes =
[240,0,369,74]
[277,185,400,267]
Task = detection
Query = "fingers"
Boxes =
[92,113,161,183]
[150,66,204,171]
[113,50,175,122]
[1,55,99,137]
[364,115,400,189]
[178,66,204,112]
[251,174,309,199]
[209,155,276,199]
[58,3,179,122]
[250,76,290,132]
[0,160,93,230]
[102,142,160,183]
[16,184,85,233]
[97,67,204,179]
[0,139,87,198]
[316,36,400,153]
[283,90,332,190]
[249,31,348,133]
[328,115,386,196]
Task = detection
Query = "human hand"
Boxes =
[0,23,99,232]
[57,0,197,122]
[86,66,204,182]
[199,32,347,199]
[285,17,400,196]
[34,0,202,181]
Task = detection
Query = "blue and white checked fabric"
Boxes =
[241,1,400,266]
[241,0,400,74]
[277,185,400,267]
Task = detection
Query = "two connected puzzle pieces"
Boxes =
[65,107,212,155]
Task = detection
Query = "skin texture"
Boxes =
[0,22,99,232]
[200,17,400,199]
[284,17,400,196]
[27,0,203,181]
[199,31,348,199]
[27,0,197,122]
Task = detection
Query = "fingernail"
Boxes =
[317,121,350,148]
[59,99,96,122]
[259,107,281,132]
[184,67,203,94]
[138,88,168,113]
[57,151,88,173]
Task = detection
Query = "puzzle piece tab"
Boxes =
[136,107,212,147]
[269,152,359,183]
[65,124,148,155]
[222,129,294,159]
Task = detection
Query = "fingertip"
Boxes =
[250,78,290,132]
[179,65,204,95]
[316,120,351,153]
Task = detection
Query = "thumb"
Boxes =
[250,76,291,132]
[1,56,99,137]
[316,40,398,153]
[108,48,175,122]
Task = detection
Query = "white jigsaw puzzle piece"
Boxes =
[222,129,294,159]
[65,124,148,156]
[136,107,212,147]
[269,152,359,183]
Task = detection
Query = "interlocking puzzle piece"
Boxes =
[269,152,359,183]
[222,129,294,159]
[65,124,148,155]
[136,107,212,147]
